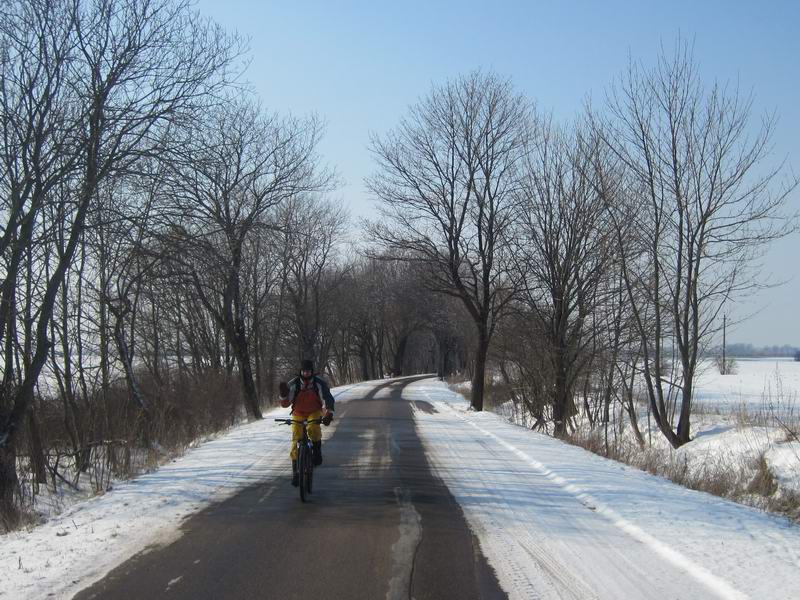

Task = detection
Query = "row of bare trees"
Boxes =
[367,47,795,444]
[0,0,461,529]
[2,3,793,530]
[0,0,248,525]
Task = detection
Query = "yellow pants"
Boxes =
[290,410,323,460]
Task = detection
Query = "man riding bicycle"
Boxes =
[279,359,334,487]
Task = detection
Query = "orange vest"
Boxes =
[293,383,322,415]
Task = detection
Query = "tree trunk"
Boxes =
[58,281,84,465]
[392,335,408,377]
[252,306,262,400]
[112,311,152,445]
[676,378,692,445]
[226,288,263,420]
[230,324,262,420]
[27,407,47,485]
[471,330,489,412]
[150,302,162,386]
[360,342,370,380]
[99,262,111,437]
[624,392,646,448]
[0,441,19,526]
[440,348,447,380]
[553,363,569,437]
[175,296,187,383]
[266,272,288,403]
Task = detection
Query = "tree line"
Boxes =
[1,1,795,529]
[0,0,467,529]
[719,344,799,358]
[367,49,796,446]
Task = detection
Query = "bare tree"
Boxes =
[598,43,797,447]
[160,100,332,418]
[514,122,617,435]
[0,0,240,523]
[368,71,534,410]
[280,195,349,372]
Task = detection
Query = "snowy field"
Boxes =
[693,357,800,412]
[660,358,800,497]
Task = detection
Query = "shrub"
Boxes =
[747,455,778,497]
[715,355,738,375]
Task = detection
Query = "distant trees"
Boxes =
[323,256,468,383]
[368,71,535,411]
[724,343,799,358]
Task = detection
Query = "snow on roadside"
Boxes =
[488,357,800,506]
[406,378,800,600]
[0,381,370,600]
[769,442,800,494]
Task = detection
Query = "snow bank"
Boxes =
[407,378,800,600]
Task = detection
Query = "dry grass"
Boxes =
[3,367,250,531]
[747,455,779,497]
[566,428,800,522]
[767,490,800,521]
[0,503,40,533]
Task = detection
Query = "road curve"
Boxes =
[74,377,505,600]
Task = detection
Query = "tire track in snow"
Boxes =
[412,400,594,599]
[435,402,748,600]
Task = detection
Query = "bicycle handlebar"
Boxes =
[274,418,323,425]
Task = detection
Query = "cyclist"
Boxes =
[279,359,334,486]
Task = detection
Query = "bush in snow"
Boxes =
[715,355,738,375]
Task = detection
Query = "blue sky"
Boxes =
[196,0,799,347]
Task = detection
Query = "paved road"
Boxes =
[75,377,506,600]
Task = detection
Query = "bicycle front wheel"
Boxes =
[298,447,308,502]
[306,453,314,495]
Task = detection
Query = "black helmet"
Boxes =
[300,359,314,377]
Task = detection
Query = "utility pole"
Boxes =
[722,314,727,374]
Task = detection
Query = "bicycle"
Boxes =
[275,417,323,502]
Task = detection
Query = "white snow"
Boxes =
[0,381,371,600]
[693,357,800,411]
[770,442,800,494]
[406,378,800,599]
[2,373,800,600]
[691,359,800,501]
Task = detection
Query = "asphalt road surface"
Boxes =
[74,377,506,600]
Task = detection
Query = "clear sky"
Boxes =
[195,0,799,347]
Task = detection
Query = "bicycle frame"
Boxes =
[275,417,322,502]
